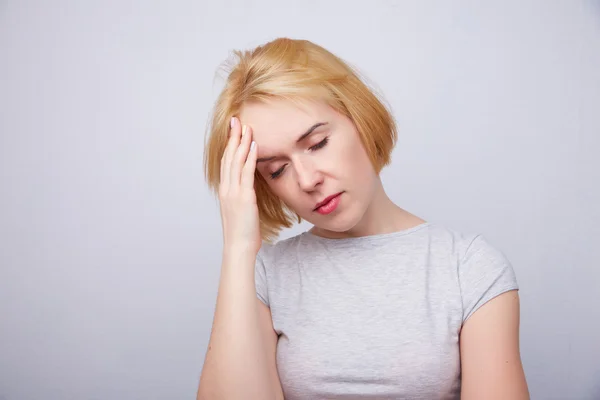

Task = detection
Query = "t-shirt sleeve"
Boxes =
[254,245,269,307]
[459,234,519,323]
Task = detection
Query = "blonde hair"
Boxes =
[204,38,398,242]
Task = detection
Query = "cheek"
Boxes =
[265,177,300,205]
[337,136,372,176]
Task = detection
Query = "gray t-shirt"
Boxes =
[255,222,518,399]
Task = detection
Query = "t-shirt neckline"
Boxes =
[301,221,431,244]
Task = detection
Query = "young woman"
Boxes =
[197,38,529,400]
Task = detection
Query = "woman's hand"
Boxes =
[218,117,261,255]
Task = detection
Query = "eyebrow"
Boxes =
[256,122,328,164]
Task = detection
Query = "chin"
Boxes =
[309,207,364,234]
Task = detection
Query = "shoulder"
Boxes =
[424,223,518,322]
[425,223,515,276]
[413,223,517,291]
[458,232,514,276]
[410,222,486,258]
[424,223,508,259]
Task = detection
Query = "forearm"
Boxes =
[198,250,276,400]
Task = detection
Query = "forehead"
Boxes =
[239,99,333,145]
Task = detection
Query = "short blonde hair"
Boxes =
[204,38,397,242]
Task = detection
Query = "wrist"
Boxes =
[223,244,258,261]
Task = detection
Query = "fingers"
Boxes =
[220,117,242,190]
[241,137,257,190]
[220,117,257,193]
[230,124,253,186]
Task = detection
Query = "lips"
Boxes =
[313,192,343,211]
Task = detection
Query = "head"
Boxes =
[204,38,397,242]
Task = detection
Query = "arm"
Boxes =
[460,290,529,399]
[197,120,283,400]
[197,250,284,400]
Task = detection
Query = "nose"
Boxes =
[294,158,323,192]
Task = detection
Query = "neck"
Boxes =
[310,178,426,239]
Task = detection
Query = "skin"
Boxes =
[460,290,530,399]
[239,98,426,238]
[198,117,281,400]
[198,98,529,399]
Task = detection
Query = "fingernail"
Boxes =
[251,141,256,150]
[230,117,235,128]
[242,125,247,136]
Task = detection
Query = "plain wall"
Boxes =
[1,0,599,399]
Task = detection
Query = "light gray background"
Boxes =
[1,1,599,399]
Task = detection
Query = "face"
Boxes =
[239,99,379,234]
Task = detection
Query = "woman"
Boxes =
[197,38,529,400]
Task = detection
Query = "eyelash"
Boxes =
[270,137,330,180]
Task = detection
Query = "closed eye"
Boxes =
[269,137,330,180]
[270,164,286,179]
[309,137,329,152]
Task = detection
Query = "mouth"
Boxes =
[313,192,343,214]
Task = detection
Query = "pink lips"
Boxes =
[314,192,342,215]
